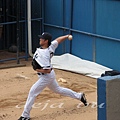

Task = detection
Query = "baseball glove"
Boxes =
[32,59,42,70]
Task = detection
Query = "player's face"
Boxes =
[39,38,45,46]
[39,38,48,46]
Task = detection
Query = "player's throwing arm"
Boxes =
[56,35,73,44]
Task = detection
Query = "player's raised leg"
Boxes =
[47,71,87,106]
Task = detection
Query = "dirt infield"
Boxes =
[0,59,97,120]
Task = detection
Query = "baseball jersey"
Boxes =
[33,40,58,69]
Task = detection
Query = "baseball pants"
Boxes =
[22,70,82,118]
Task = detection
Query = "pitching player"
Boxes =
[18,32,87,120]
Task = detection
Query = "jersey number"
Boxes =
[35,53,38,58]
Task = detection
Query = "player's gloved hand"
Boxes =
[32,59,42,70]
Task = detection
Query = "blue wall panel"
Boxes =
[71,32,93,60]
[43,0,120,71]
[44,0,94,61]
[71,0,94,61]
[96,38,120,71]
[72,0,94,32]
[96,0,120,71]
[63,0,72,28]
[96,0,120,39]
[44,0,63,26]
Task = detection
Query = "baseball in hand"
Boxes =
[68,35,73,40]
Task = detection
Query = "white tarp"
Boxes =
[51,53,112,78]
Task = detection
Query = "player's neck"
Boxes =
[41,45,48,49]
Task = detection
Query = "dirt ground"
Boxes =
[0,59,97,120]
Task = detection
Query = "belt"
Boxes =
[37,68,53,75]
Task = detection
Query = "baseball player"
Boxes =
[18,32,87,120]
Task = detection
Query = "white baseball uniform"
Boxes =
[22,40,83,118]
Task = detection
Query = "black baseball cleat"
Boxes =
[18,116,30,120]
[80,93,87,106]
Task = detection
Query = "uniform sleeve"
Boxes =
[49,40,58,53]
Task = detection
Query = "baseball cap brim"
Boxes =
[38,32,52,42]
[38,35,45,39]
